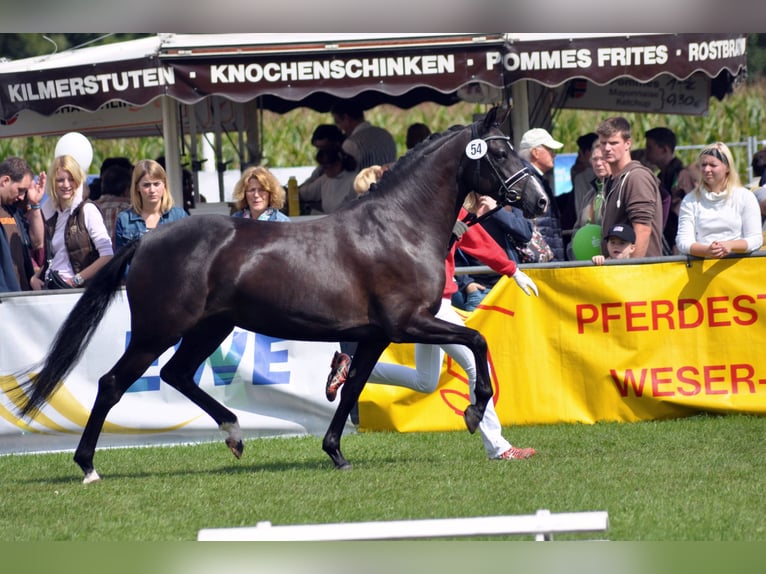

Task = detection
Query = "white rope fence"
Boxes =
[197,509,608,542]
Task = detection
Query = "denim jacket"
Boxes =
[113,207,188,252]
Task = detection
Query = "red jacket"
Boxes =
[444,207,517,298]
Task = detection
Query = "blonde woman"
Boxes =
[113,159,188,251]
[231,166,289,221]
[30,154,113,290]
[675,142,762,258]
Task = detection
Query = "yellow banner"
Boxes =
[359,257,766,431]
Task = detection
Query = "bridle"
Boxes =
[478,134,532,205]
[450,129,533,246]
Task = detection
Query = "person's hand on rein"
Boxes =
[511,268,538,296]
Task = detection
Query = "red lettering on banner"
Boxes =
[677,366,702,396]
[703,364,727,394]
[602,302,622,332]
[575,293,766,334]
[610,363,762,397]
[678,298,703,328]
[732,295,758,326]
[652,366,674,396]
[651,299,676,329]
[576,304,599,334]
[707,297,731,327]
[731,363,756,394]
[625,301,648,331]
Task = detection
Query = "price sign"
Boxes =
[560,72,711,116]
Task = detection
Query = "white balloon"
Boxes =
[54,132,93,174]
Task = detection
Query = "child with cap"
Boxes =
[592,223,635,265]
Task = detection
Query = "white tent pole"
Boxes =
[161,95,183,208]
[510,80,530,148]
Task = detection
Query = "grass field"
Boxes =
[2,412,765,542]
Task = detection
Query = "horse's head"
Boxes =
[459,108,548,219]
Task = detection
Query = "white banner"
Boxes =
[0,290,354,455]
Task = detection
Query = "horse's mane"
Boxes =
[364,123,469,201]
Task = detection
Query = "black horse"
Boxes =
[9,107,548,483]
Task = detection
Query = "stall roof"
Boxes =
[0,33,509,121]
[501,32,746,90]
[0,32,748,137]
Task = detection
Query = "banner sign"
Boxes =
[3,256,764,453]
[359,257,766,432]
[0,291,351,454]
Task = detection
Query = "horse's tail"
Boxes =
[12,239,140,418]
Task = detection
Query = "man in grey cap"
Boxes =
[518,127,565,261]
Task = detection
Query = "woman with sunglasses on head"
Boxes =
[113,159,189,252]
[675,142,762,258]
[29,154,112,290]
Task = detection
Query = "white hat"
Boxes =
[519,128,564,151]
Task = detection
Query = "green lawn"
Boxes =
[1,412,765,542]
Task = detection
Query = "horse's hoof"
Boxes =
[226,437,244,459]
[335,462,353,471]
[82,470,101,484]
[464,406,481,434]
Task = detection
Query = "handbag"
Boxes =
[511,223,554,264]
[46,269,74,290]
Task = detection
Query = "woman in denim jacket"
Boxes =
[113,159,188,252]
[231,166,290,221]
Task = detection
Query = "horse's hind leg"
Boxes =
[75,347,163,483]
[159,319,243,458]
[322,340,388,470]
[400,311,493,434]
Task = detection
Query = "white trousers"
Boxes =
[369,298,511,458]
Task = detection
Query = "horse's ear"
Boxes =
[483,107,498,130]
[497,106,511,127]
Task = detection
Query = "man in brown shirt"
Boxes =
[597,117,663,258]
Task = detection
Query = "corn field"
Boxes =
[2,79,764,181]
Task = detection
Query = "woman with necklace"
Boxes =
[676,142,762,258]
[113,159,188,252]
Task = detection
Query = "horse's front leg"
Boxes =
[462,331,492,434]
[322,340,388,469]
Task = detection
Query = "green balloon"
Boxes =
[572,223,603,260]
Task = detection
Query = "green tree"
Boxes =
[747,34,766,80]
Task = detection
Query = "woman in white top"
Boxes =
[30,154,114,289]
[675,142,763,258]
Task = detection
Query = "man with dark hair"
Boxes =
[95,164,132,240]
[598,117,663,258]
[0,156,45,291]
[644,126,698,254]
[311,124,345,149]
[750,147,766,188]
[331,100,397,170]
[570,132,599,216]
[300,124,347,190]
[405,122,431,150]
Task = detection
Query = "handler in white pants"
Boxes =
[367,297,532,460]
